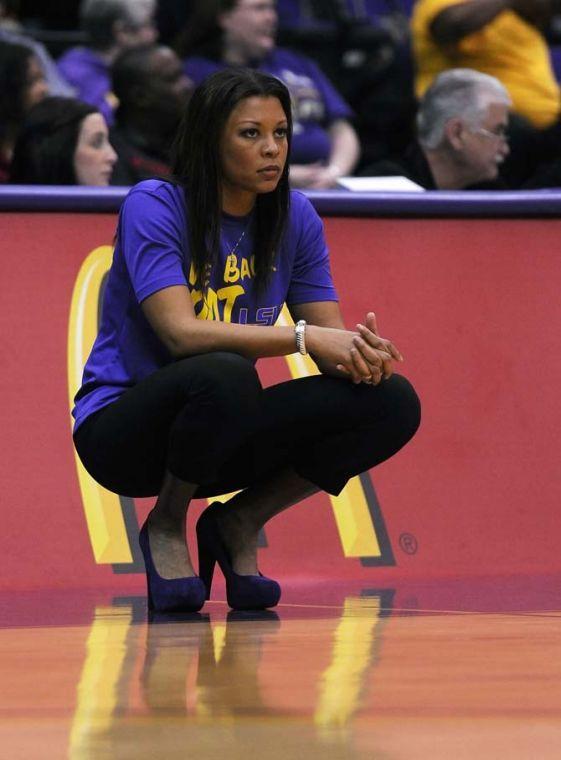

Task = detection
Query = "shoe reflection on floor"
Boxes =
[68,594,390,758]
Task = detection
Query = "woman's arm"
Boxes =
[325,119,360,179]
[295,121,361,190]
[141,286,380,381]
[142,285,296,358]
[288,163,326,189]
[430,0,553,45]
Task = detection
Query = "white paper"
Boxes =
[336,176,425,192]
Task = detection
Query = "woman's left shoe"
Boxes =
[196,503,281,611]
[139,522,207,613]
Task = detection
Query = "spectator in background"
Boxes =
[0,1,74,97]
[411,0,560,131]
[411,0,561,186]
[155,0,196,45]
[0,0,21,31]
[0,39,48,181]
[178,0,360,189]
[275,1,417,174]
[110,44,192,185]
[58,0,158,126]
[10,96,117,185]
[361,69,510,189]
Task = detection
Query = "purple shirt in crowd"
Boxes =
[72,180,338,431]
[184,48,352,165]
[57,46,115,125]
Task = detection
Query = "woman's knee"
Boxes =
[356,373,421,437]
[383,373,421,437]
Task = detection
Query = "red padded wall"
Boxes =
[1,212,560,590]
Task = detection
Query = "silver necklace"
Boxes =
[226,225,248,256]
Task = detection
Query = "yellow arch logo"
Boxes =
[67,246,394,569]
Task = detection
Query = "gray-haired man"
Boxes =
[362,68,511,189]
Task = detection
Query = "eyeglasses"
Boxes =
[473,126,509,142]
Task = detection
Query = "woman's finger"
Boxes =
[337,356,382,385]
[353,336,387,368]
[353,336,393,376]
[350,347,375,383]
[351,348,385,385]
[381,359,393,380]
[338,352,364,384]
[356,324,403,361]
[366,311,378,336]
[350,347,378,384]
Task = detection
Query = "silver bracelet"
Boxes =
[294,319,307,355]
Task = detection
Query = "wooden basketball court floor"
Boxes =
[1,578,560,760]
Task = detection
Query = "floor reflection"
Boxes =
[2,583,560,759]
[68,593,392,758]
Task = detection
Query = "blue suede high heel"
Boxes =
[196,503,281,611]
[138,522,206,613]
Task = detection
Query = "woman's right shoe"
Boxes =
[196,503,281,611]
[139,522,206,613]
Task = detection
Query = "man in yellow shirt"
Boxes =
[411,0,561,129]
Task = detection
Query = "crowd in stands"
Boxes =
[2,0,561,189]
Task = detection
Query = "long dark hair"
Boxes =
[10,97,98,184]
[0,40,33,147]
[171,68,292,292]
[175,0,236,61]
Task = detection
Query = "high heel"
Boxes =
[196,503,281,611]
[138,522,206,613]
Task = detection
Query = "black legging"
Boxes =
[73,352,421,498]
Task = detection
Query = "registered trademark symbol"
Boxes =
[399,533,418,555]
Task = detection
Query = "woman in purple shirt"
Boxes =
[178,0,361,189]
[72,68,420,614]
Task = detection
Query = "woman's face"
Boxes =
[23,56,48,111]
[219,95,288,204]
[219,0,277,62]
[73,113,117,186]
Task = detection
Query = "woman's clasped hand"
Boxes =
[308,311,403,385]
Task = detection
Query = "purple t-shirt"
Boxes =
[72,180,338,430]
[184,48,352,165]
[57,46,114,125]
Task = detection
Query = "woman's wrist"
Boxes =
[304,323,321,356]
